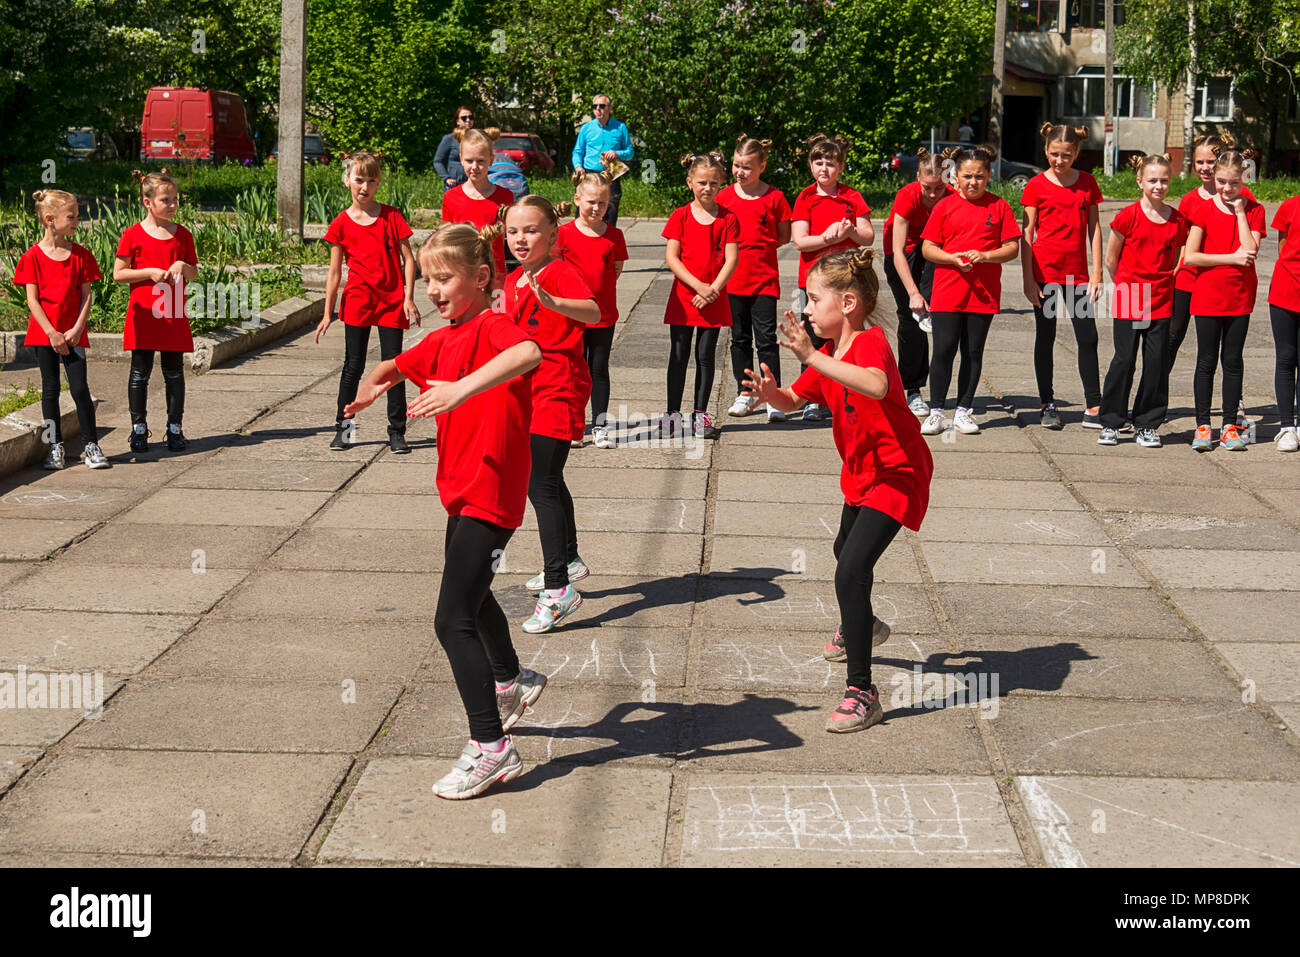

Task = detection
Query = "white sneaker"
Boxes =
[907,392,929,417]
[953,407,980,434]
[526,557,590,592]
[1276,427,1299,453]
[920,409,944,435]
[432,739,523,800]
[497,668,547,732]
[592,426,616,449]
[767,405,787,423]
[728,394,759,417]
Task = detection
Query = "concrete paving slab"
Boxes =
[715,470,843,504]
[312,493,443,530]
[1049,453,1234,486]
[58,523,293,569]
[695,579,938,634]
[922,541,1144,587]
[712,499,844,537]
[213,570,440,621]
[1255,488,1300,525]
[0,611,194,673]
[216,436,380,463]
[680,773,1022,867]
[917,507,1111,545]
[1073,482,1272,516]
[67,677,401,752]
[929,479,1082,511]
[0,676,124,746]
[0,851,286,867]
[0,750,350,859]
[118,487,332,526]
[937,584,1190,638]
[1016,776,1300,867]
[1214,455,1300,489]
[921,428,1041,453]
[1139,548,1300,590]
[1102,513,1300,551]
[0,747,42,795]
[992,697,1300,779]
[167,459,363,492]
[0,484,153,522]
[1168,589,1300,643]
[1,564,246,615]
[926,452,1058,481]
[709,535,920,583]
[0,518,99,560]
[0,562,33,591]
[195,372,319,393]
[507,627,690,688]
[318,760,670,867]
[717,445,843,475]
[1215,643,1300,703]
[1277,704,1300,742]
[491,575,701,630]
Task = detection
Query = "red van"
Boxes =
[139,87,256,164]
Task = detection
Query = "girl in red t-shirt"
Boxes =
[556,165,628,450]
[919,145,1021,436]
[718,134,792,423]
[1185,149,1266,452]
[1269,193,1300,452]
[504,195,601,634]
[743,248,933,734]
[884,149,955,417]
[790,133,874,421]
[1169,132,1256,384]
[112,168,198,455]
[440,127,515,289]
[315,151,419,454]
[661,151,741,439]
[1021,123,1104,430]
[345,222,544,800]
[13,189,106,470]
[1098,154,1189,449]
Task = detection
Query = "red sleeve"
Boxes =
[394,330,440,387]
[179,227,197,266]
[896,184,922,221]
[920,202,947,244]
[772,191,792,223]
[611,227,629,262]
[1086,174,1103,208]
[661,207,684,241]
[1271,199,1294,236]
[323,213,347,246]
[553,223,571,257]
[1108,203,1134,237]
[1020,178,1039,208]
[858,328,891,370]
[114,226,134,261]
[12,248,35,286]
[1187,202,1208,231]
[998,200,1022,244]
[791,189,811,223]
[486,313,530,352]
[551,260,593,300]
[790,355,828,406]
[850,190,870,218]
[391,208,413,241]
[1248,203,1267,237]
[78,246,102,284]
[1176,212,1190,246]
[722,211,741,244]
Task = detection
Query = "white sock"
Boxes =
[544,587,567,600]
[476,736,507,752]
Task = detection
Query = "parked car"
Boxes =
[882,141,1042,191]
[269,134,330,164]
[493,132,555,174]
[139,87,256,165]
[64,127,118,162]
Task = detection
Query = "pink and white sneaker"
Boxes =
[432,738,523,800]
[825,684,883,733]
[822,617,892,662]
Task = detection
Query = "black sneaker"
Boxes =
[129,424,150,453]
[166,424,188,451]
[1081,412,1103,430]
[1039,404,1062,430]
[329,429,348,452]
[388,432,410,454]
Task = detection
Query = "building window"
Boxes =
[1064,67,1156,118]
[1075,0,1127,29]
[1194,78,1234,122]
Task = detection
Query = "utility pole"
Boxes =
[1183,0,1197,177]
[277,0,306,239]
[991,0,1007,181]
[1104,0,1115,176]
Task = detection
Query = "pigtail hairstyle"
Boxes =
[31,188,77,224]
[807,133,851,165]
[572,158,615,192]
[915,148,944,178]
[453,126,501,151]
[1130,153,1173,178]
[1215,149,1257,174]
[681,151,728,178]
[1039,122,1089,147]
[508,194,573,229]
[417,221,503,289]
[339,150,383,187]
[132,167,177,203]
[1192,132,1237,157]
[734,134,774,163]
[943,143,998,170]
[807,247,880,319]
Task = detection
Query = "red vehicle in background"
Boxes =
[139,87,256,164]
[493,132,556,174]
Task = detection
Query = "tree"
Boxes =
[1117,0,1300,174]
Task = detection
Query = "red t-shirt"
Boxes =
[555,220,628,326]
[791,183,871,287]
[1175,186,1257,293]
[717,184,791,297]
[1108,202,1189,321]
[883,181,955,255]
[920,192,1021,314]
[1269,196,1300,313]
[1020,171,1102,285]
[504,259,594,441]
[323,204,413,328]
[393,309,533,529]
[1189,198,1267,317]
[13,242,101,348]
[661,204,741,327]
[115,221,198,351]
[441,183,515,283]
[791,326,932,531]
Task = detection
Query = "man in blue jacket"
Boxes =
[572,94,634,226]
[434,106,475,191]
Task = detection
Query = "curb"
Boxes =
[0,391,103,477]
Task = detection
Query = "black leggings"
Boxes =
[336,324,407,433]
[728,293,780,389]
[1271,305,1300,427]
[584,324,616,428]
[528,434,578,590]
[883,251,933,394]
[1193,314,1250,427]
[128,349,184,426]
[34,345,96,444]
[1167,288,1193,377]
[1033,284,1100,407]
[928,312,992,411]
[1100,319,1169,430]
[833,504,902,692]
[435,515,520,743]
[667,324,720,414]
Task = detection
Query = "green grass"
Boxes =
[1090,170,1300,202]
[0,380,42,417]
